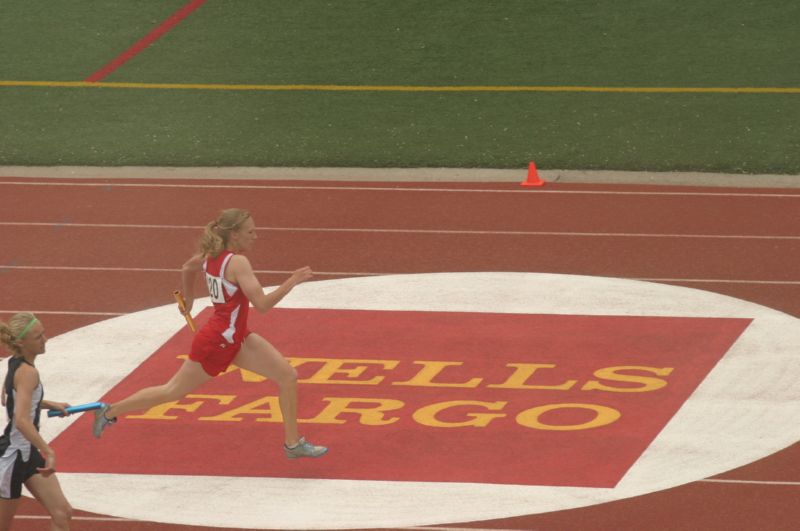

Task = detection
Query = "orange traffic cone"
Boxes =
[521,161,545,187]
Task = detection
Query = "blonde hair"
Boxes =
[0,312,38,357]
[198,208,251,258]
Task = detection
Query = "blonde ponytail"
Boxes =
[0,312,37,357]
[198,208,251,258]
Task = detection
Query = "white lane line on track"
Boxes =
[0,265,379,276]
[14,517,524,531]
[2,221,201,229]
[700,479,800,486]
[1,221,798,241]
[405,527,532,531]
[16,515,134,521]
[634,278,800,285]
[2,180,800,198]
[2,265,799,285]
[0,310,124,316]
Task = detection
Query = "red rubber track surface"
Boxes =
[1,177,799,530]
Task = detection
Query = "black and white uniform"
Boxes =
[0,357,45,499]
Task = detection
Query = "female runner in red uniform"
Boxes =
[92,208,327,458]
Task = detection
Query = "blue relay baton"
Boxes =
[47,402,106,418]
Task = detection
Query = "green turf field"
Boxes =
[1,1,798,173]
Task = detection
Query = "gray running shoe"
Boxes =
[284,437,328,459]
[92,404,116,439]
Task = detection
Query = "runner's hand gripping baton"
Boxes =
[47,401,106,417]
[174,290,197,332]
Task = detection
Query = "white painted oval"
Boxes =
[31,273,800,529]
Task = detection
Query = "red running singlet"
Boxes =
[189,251,251,376]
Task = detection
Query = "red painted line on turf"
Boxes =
[85,0,207,82]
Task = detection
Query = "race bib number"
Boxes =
[205,274,226,304]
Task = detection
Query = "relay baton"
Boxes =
[47,401,106,418]
[174,290,197,332]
